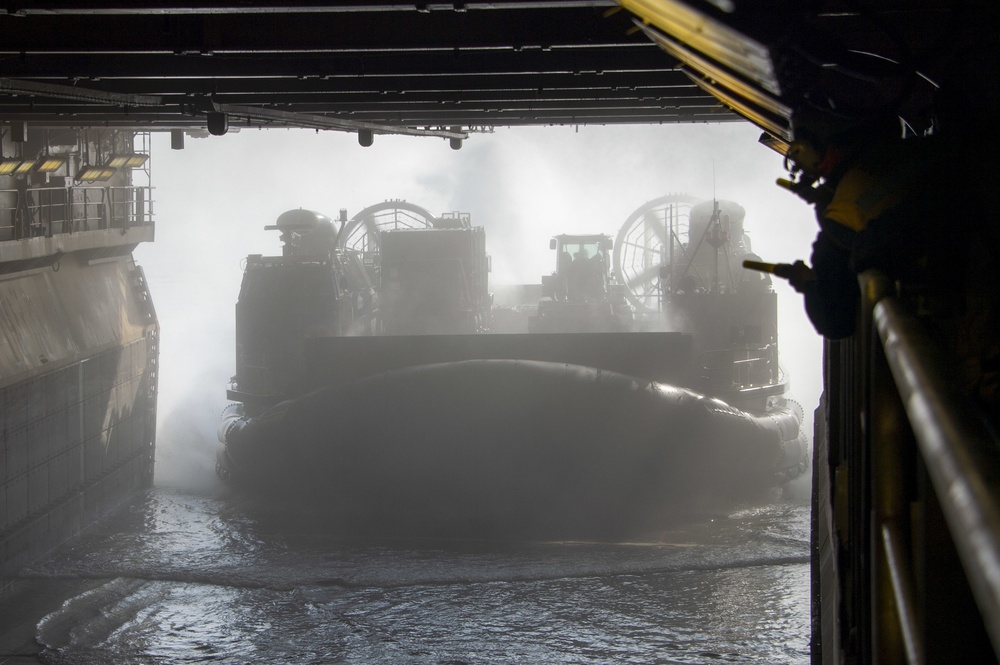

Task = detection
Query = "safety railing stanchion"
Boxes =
[860,270,924,665]
[876,297,1000,661]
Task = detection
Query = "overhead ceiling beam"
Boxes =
[1,1,619,15]
[0,77,163,106]
[0,9,638,53]
[0,47,670,80]
[71,70,693,95]
[0,109,732,129]
[0,1,729,131]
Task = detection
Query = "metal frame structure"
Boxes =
[0,1,742,137]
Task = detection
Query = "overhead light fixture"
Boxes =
[0,157,26,175]
[11,159,36,175]
[0,157,35,175]
[0,157,37,175]
[35,155,67,173]
[105,153,149,169]
[617,0,781,95]
[76,165,118,182]
[207,111,229,136]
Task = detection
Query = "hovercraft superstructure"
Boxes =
[218,196,809,539]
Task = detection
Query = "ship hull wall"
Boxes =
[0,254,158,585]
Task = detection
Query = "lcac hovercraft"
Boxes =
[217,196,809,540]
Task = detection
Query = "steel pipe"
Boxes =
[875,296,1000,657]
[881,522,925,665]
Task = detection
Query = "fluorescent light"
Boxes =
[617,0,781,95]
[0,156,67,175]
[0,157,24,175]
[0,157,37,175]
[76,165,118,182]
[35,156,67,173]
[106,153,149,169]
[12,159,36,175]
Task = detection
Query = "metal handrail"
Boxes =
[819,272,1000,663]
[874,295,1000,657]
[881,520,924,664]
[0,184,153,241]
